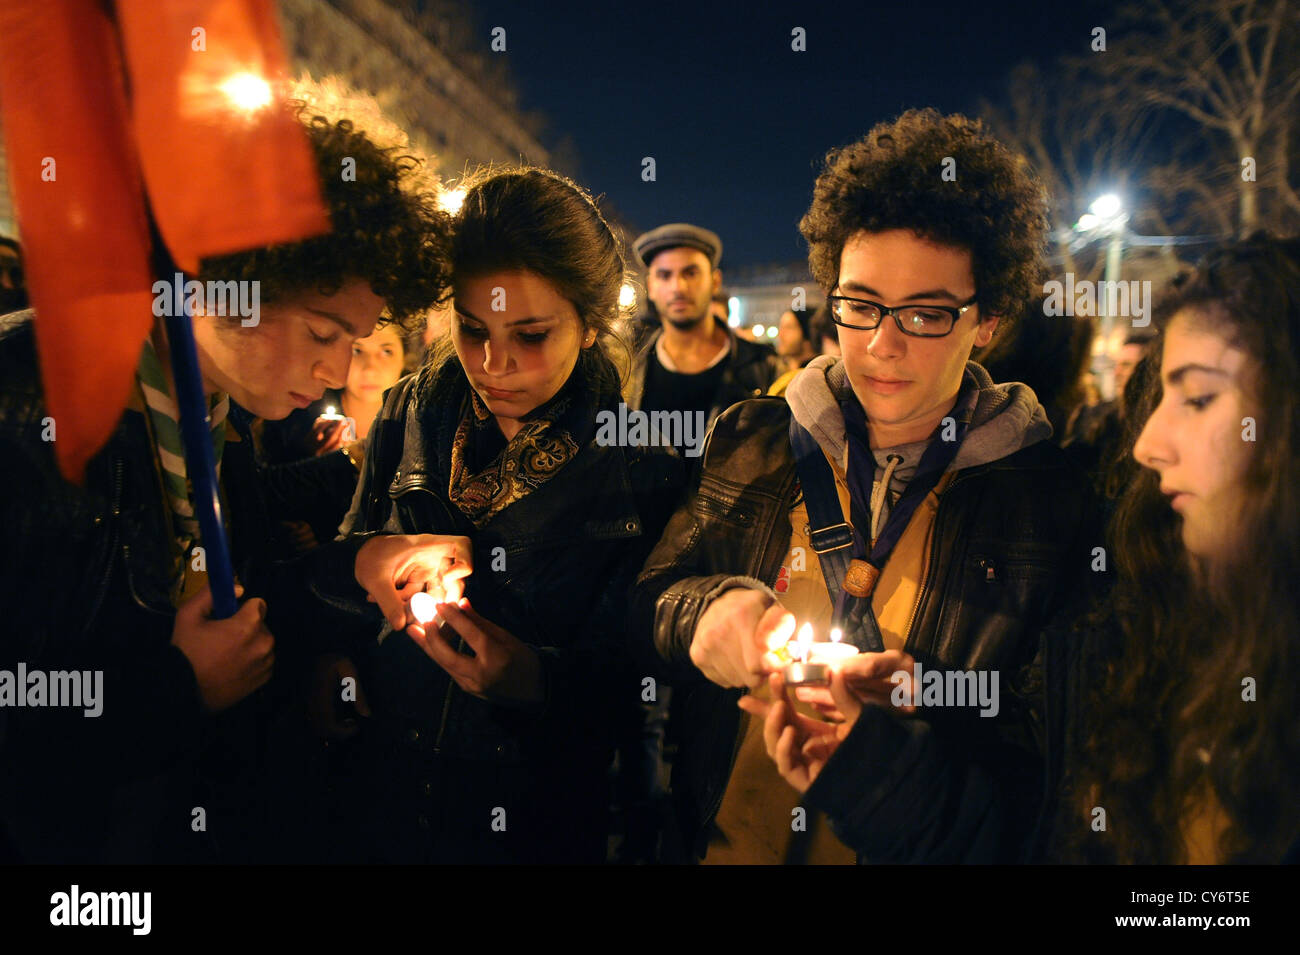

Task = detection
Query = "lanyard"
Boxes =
[789,385,976,652]
[837,389,974,649]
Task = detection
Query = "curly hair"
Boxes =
[799,109,1049,327]
[197,101,453,332]
[1060,234,1300,863]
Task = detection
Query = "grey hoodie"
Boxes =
[785,355,1052,531]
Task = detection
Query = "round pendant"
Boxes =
[843,559,880,598]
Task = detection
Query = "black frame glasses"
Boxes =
[827,292,978,338]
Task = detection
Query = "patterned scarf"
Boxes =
[446,351,613,528]
[136,335,229,553]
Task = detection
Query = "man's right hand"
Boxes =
[171,585,276,713]
[689,587,796,689]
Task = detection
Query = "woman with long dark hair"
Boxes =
[741,234,1300,864]
[327,167,682,863]
[1057,234,1300,863]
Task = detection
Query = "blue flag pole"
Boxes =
[152,226,239,621]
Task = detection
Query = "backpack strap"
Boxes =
[789,416,884,651]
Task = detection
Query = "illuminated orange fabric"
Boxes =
[0,0,328,482]
[115,0,329,271]
[0,0,156,483]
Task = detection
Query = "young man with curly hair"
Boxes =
[633,109,1098,863]
[0,104,452,862]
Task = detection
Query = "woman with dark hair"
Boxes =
[742,233,1300,864]
[1058,234,1300,863]
[325,167,682,863]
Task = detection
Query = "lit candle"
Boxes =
[796,622,813,661]
[781,623,857,687]
[408,591,442,628]
[808,627,858,666]
[317,405,357,441]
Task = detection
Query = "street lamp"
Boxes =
[1074,194,1129,399]
[1090,193,1123,220]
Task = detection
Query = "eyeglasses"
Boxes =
[827,291,978,338]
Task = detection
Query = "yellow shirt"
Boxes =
[704,447,955,864]
[1181,778,1230,864]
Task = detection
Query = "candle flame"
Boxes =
[796,622,813,662]
[830,627,843,644]
[409,591,437,626]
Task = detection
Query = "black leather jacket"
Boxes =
[0,312,338,862]
[325,357,684,862]
[632,397,1098,860]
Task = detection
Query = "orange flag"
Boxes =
[0,0,329,482]
[115,0,329,271]
[0,0,157,483]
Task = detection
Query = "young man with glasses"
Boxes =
[633,109,1098,863]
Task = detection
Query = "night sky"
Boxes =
[475,0,1120,269]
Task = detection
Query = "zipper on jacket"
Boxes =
[902,461,1011,649]
[902,472,974,650]
[82,457,125,639]
[431,680,455,753]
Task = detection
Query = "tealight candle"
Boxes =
[318,405,357,442]
[408,591,442,629]
[781,623,858,687]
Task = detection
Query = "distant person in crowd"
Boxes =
[262,322,411,463]
[809,297,841,358]
[628,222,782,461]
[1064,330,1156,494]
[0,236,27,314]
[633,109,1096,864]
[974,295,1095,440]
[776,307,818,370]
[318,167,683,864]
[1080,371,1101,407]
[255,323,415,553]
[1113,330,1149,395]
[769,305,822,396]
[752,234,1300,865]
[0,100,453,863]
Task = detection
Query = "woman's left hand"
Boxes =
[407,599,544,707]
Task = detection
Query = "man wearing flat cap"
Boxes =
[629,223,782,462]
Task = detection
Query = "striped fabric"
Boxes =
[136,336,229,550]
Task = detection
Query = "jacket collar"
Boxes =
[378,361,643,543]
[786,357,1052,473]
